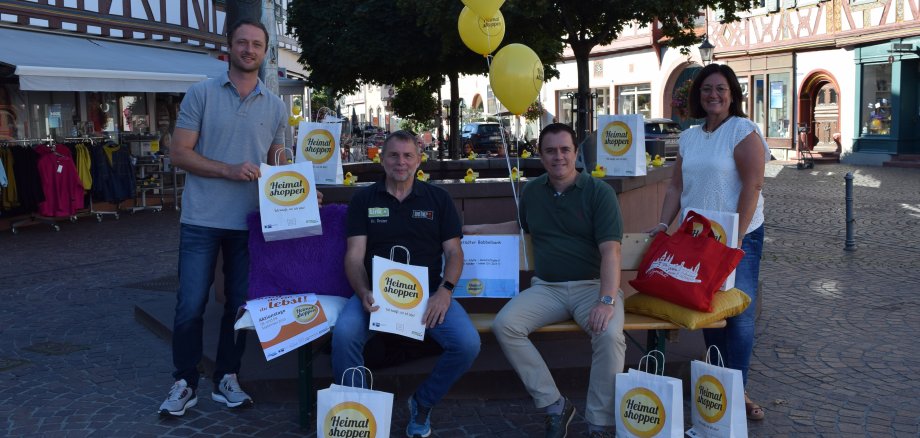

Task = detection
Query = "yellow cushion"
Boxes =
[624,289,751,330]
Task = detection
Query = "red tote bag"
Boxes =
[629,211,745,312]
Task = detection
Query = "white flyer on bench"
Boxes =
[455,235,520,298]
[246,293,330,361]
[370,256,429,340]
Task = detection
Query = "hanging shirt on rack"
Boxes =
[0,155,7,188]
[74,143,93,190]
[1,147,18,210]
[11,147,43,213]
[35,144,84,217]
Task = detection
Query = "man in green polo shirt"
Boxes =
[464,123,624,438]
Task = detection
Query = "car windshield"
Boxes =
[479,125,500,135]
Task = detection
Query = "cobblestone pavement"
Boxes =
[0,163,918,437]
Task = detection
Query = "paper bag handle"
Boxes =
[704,345,726,367]
[341,366,374,389]
[389,245,410,265]
[273,147,295,165]
[638,350,666,375]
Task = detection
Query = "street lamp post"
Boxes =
[699,35,715,66]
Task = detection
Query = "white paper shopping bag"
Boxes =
[597,114,646,177]
[687,346,748,438]
[317,367,393,438]
[370,246,429,340]
[245,293,329,361]
[296,121,343,185]
[682,208,740,290]
[257,160,322,241]
[615,351,683,437]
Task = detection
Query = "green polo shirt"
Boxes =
[519,171,623,282]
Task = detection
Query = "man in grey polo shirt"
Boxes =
[464,123,625,438]
[158,19,287,417]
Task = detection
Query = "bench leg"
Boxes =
[645,330,668,374]
[298,346,313,429]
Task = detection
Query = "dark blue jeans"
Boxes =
[172,224,250,388]
[704,224,764,385]
[332,294,481,408]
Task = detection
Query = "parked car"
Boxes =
[461,122,504,156]
[644,118,682,160]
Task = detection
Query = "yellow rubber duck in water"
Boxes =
[421,152,428,163]
[510,167,522,181]
[520,149,532,159]
[591,164,606,178]
[372,154,380,163]
[467,150,477,160]
[343,172,358,186]
[416,169,430,182]
[651,155,664,167]
[645,152,652,167]
[463,168,478,183]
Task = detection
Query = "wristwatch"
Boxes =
[440,280,456,293]
[599,295,615,306]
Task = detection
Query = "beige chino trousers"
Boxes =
[492,277,626,426]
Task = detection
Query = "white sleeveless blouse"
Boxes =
[678,116,770,234]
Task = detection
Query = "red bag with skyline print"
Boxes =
[629,211,745,312]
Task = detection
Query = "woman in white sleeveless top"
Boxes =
[650,64,770,421]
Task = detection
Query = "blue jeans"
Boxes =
[332,294,481,408]
[172,224,250,388]
[704,224,764,385]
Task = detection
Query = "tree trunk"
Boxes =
[572,42,593,145]
[449,71,460,159]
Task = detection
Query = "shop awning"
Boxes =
[0,27,226,93]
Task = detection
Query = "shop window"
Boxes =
[767,72,791,138]
[616,84,651,119]
[557,87,609,131]
[752,75,766,135]
[87,92,117,135]
[738,77,749,119]
[26,91,78,141]
[119,93,150,134]
[0,84,27,140]
[860,63,892,136]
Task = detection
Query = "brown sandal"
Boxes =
[745,401,765,421]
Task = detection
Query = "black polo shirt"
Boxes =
[346,179,463,292]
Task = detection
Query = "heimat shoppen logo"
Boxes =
[379,269,424,309]
[601,121,633,156]
[264,171,309,207]
[619,387,666,437]
[323,401,377,437]
[302,129,336,163]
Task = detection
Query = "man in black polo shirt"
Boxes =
[333,130,481,438]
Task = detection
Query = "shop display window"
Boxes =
[860,63,892,136]
[0,84,27,140]
[25,91,77,140]
[616,84,650,119]
[767,72,791,138]
[119,93,149,134]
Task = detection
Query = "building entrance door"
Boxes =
[812,83,840,153]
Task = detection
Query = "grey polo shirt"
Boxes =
[176,71,286,230]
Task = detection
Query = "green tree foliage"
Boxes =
[391,78,439,128]
[287,0,562,158]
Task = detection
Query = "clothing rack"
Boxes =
[64,136,120,222]
[8,139,64,233]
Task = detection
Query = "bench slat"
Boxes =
[468,312,726,333]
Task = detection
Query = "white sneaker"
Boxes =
[158,379,197,416]
[211,373,253,408]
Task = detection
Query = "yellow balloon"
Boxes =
[489,44,544,115]
[462,0,505,20]
[292,105,302,116]
[457,7,505,56]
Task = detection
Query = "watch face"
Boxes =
[600,295,614,305]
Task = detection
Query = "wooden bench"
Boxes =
[288,232,726,427]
